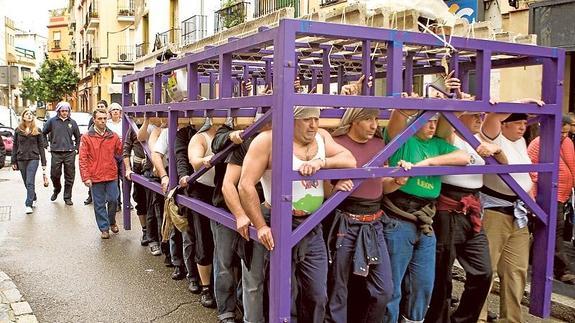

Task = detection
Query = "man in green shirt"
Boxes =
[381,109,470,323]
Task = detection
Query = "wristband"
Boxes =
[161,175,168,179]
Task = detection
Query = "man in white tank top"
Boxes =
[238,107,356,323]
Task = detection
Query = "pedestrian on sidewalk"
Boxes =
[84,100,108,206]
[79,108,122,239]
[11,108,47,214]
[42,101,81,205]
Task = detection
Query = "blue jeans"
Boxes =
[326,216,393,323]
[242,241,268,323]
[382,216,436,322]
[91,180,118,231]
[211,220,242,321]
[17,159,39,207]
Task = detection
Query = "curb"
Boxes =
[0,271,38,323]
[453,265,575,322]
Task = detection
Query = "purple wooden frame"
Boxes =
[122,19,564,321]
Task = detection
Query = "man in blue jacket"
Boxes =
[42,101,81,205]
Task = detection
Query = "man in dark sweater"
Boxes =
[42,101,81,205]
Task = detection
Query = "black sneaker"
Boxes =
[84,196,92,205]
[140,230,149,246]
[51,191,60,201]
[188,278,200,294]
[171,266,187,280]
[164,255,174,267]
[200,287,216,308]
[64,199,73,206]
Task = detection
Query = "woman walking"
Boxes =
[11,109,47,214]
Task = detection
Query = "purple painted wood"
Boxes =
[404,53,414,93]
[122,83,132,230]
[270,21,295,322]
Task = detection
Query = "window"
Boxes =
[53,31,61,41]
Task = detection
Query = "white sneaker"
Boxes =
[25,206,33,214]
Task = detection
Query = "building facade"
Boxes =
[67,0,135,112]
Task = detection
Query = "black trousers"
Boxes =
[555,203,573,277]
[50,151,76,200]
[425,210,492,323]
[131,163,148,216]
[145,175,164,244]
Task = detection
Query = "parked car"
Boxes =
[71,112,92,135]
[0,105,19,129]
[0,125,15,157]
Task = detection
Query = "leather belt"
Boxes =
[343,209,384,222]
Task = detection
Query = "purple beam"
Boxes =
[362,40,371,95]
[167,111,178,190]
[219,54,232,98]
[476,50,491,100]
[291,94,557,115]
[311,68,318,90]
[137,79,145,105]
[337,65,344,94]
[270,21,296,322]
[449,51,459,79]
[265,60,272,86]
[122,83,132,230]
[175,194,257,239]
[386,41,403,97]
[298,163,554,180]
[531,53,564,317]
[404,53,414,93]
[291,111,436,247]
[323,46,331,94]
[188,63,199,101]
[209,73,216,99]
[153,72,162,104]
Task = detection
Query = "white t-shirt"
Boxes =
[483,133,533,196]
[441,135,485,189]
[153,128,169,168]
[106,119,122,139]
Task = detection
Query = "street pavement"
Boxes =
[0,157,574,322]
[0,161,216,322]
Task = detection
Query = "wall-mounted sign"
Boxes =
[445,0,481,23]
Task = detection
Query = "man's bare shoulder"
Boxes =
[252,129,273,145]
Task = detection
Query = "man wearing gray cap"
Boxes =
[239,106,356,323]
[42,101,81,205]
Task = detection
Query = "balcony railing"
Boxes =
[255,0,299,18]
[118,45,134,62]
[136,42,149,59]
[52,40,61,50]
[87,46,100,65]
[117,0,135,16]
[155,28,180,50]
[15,47,35,59]
[181,15,207,46]
[215,1,249,33]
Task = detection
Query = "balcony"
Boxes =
[87,46,100,73]
[215,1,249,33]
[255,0,299,18]
[117,45,134,62]
[135,42,149,59]
[154,28,180,50]
[69,41,77,54]
[86,2,100,33]
[117,0,135,22]
[181,15,207,46]
[52,40,62,51]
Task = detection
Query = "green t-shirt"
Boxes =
[384,129,458,199]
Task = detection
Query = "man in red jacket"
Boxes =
[79,108,123,239]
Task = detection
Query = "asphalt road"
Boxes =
[0,160,216,322]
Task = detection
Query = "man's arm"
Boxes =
[238,131,273,250]
[416,149,470,167]
[78,135,91,185]
[222,163,251,240]
[212,124,235,153]
[137,118,151,142]
[73,121,81,151]
[188,133,209,171]
[175,127,195,182]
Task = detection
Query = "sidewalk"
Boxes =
[0,271,37,323]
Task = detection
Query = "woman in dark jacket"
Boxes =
[11,109,46,214]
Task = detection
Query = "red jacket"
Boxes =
[79,127,122,183]
[528,136,575,203]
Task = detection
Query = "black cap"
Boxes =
[502,113,528,123]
